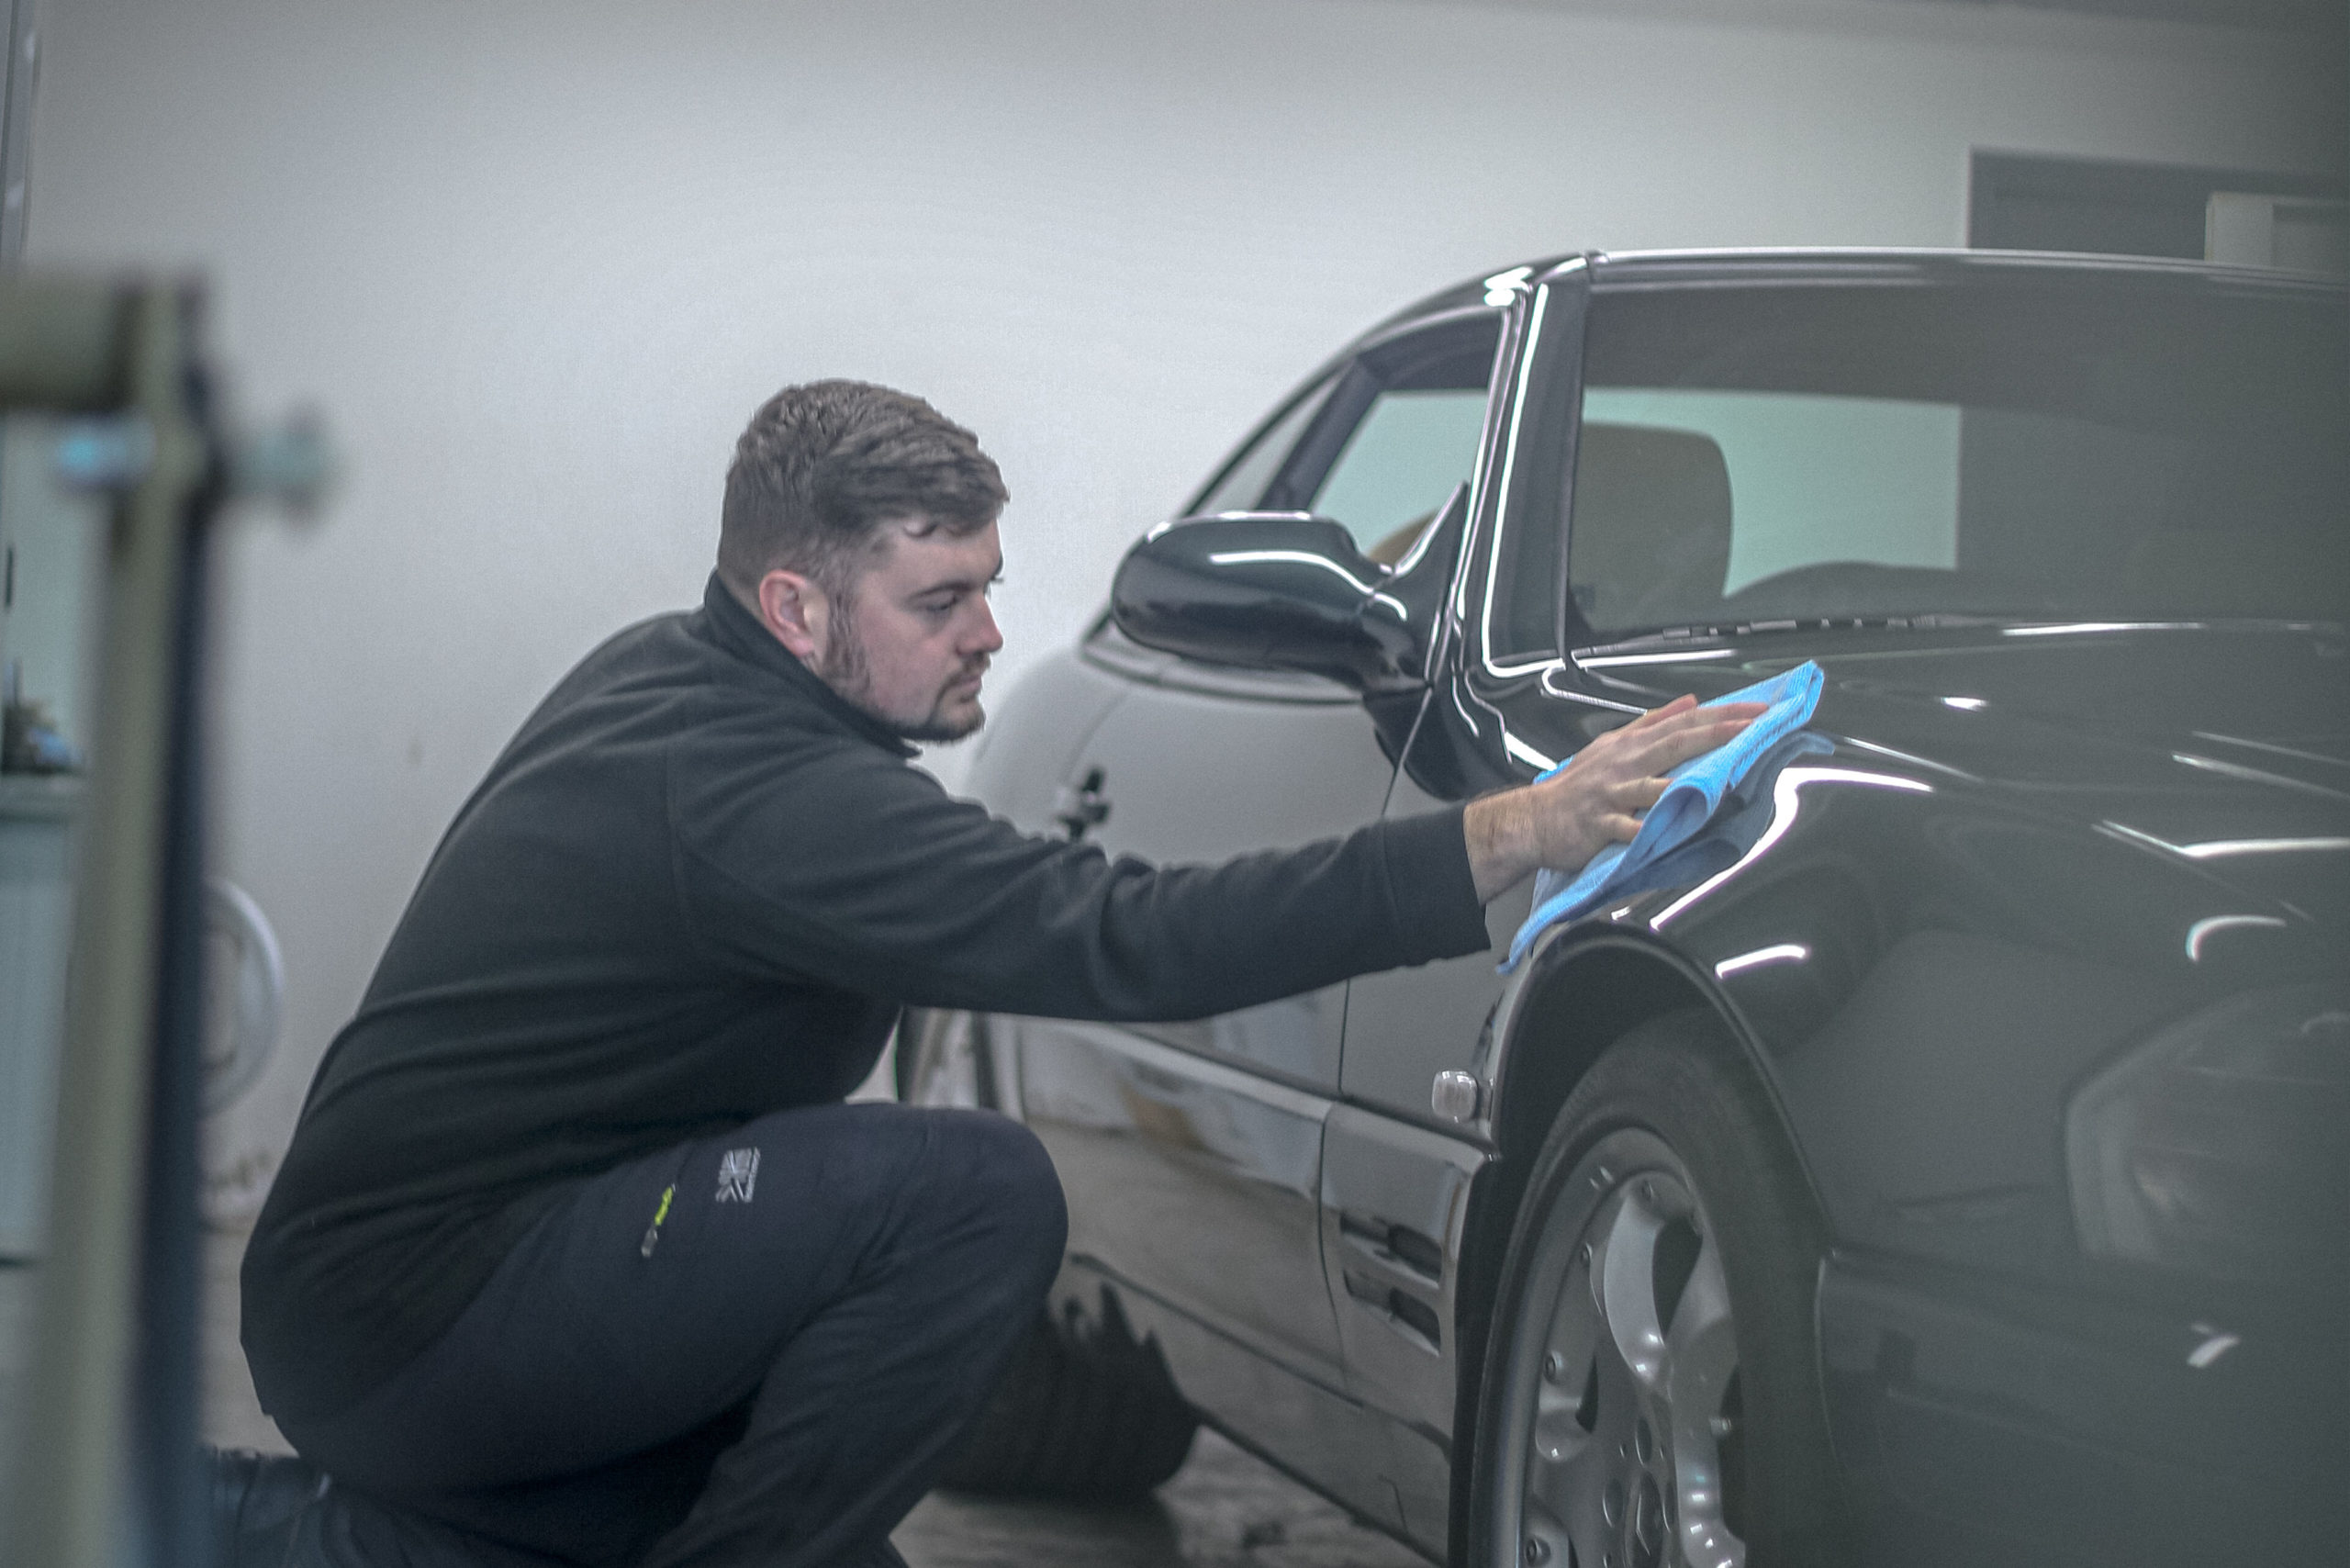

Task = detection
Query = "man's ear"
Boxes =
[755,568,829,664]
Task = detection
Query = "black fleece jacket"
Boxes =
[242,576,1490,1420]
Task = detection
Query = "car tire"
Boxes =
[897,1009,1200,1501]
[934,1305,1200,1501]
[1468,1008,1846,1568]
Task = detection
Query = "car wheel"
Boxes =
[933,1300,1200,1502]
[897,1010,1200,1500]
[1470,1009,1845,1568]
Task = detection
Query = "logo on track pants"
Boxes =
[716,1147,760,1204]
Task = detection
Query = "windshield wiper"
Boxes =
[1591,611,2005,648]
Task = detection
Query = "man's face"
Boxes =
[816,519,1005,742]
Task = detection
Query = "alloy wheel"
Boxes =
[1506,1130,1746,1568]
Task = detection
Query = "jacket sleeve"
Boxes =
[667,732,1491,1022]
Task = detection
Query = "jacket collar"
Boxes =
[695,573,921,758]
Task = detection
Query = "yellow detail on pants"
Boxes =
[640,1184,677,1259]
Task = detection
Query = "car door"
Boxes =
[1322,283,1581,1548]
[1010,314,1505,1456]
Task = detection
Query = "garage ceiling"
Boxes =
[1485,0,2347,37]
[1881,0,2342,33]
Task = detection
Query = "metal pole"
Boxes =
[1,278,211,1568]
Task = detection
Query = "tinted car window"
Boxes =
[1267,319,1499,561]
[1188,375,1337,517]
[1309,387,1489,557]
[1560,280,2346,637]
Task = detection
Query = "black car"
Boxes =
[901,249,2348,1567]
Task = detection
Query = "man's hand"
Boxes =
[1463,695,1766,903]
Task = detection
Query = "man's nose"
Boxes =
[966,597,1004,655]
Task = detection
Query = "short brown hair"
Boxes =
[718,380,1007,603]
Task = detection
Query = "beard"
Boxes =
[815,600,988,744]
[885,693,986,745]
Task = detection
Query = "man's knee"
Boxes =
[916,1110,1068,1280]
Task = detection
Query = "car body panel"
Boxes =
[956,644,1133,834]
[1465,631,2346,1277]
[1318,1103,1485,1548]
[1061,664,1393,1088]
[1003,628,1406,1389]
[1019,1021,1341,1373]
[1818,1247,2347,1565]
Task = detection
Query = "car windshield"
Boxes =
[1566,274,2348,636]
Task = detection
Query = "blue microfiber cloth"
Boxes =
[1501,661,1830,972]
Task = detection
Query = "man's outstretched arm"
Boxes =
[1462,695,1763,904]
[678,692,1765,1023]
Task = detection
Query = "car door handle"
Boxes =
[1052,767,1112,842]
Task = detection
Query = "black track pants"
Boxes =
[278,1103,1069,1568]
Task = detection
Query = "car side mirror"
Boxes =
[1110,486,1465,692]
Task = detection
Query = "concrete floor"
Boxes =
[172,1220,1427,1567]
[898,1431,1426,1568]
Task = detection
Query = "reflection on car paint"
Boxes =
[1649,765,1934,929]
[1712,943,1808,979]
[2182,913,2289,961]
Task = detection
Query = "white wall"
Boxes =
[21,0,2342,1201]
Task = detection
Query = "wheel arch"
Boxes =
[1444,928,1820,1565]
